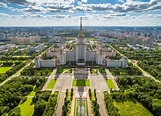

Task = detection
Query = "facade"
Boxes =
[28,43,45,53]
[35,57,56,68]
[10,35,40,44]
[35,18,128,68]
[106,57,128,68]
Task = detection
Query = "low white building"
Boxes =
[35,57,56,68]
[106,57,128,68]
[29,43,45,52]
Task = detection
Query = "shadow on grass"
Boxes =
[114,98,137,104]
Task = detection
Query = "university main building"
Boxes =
[35,18,127,68]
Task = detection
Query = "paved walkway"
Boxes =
[70,94,76,116]
[89,74,109,116]
[52,74,72,94]
[87,93,92,116]
[54,90,66,116]
[97,91,108,116]
[52,74,73,116]
[89,74,110,92]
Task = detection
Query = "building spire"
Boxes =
[80,17,82,31]
[78,17,84,38]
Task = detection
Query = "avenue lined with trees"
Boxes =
[0,62,26,82]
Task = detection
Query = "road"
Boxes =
[0,44,53,87]
[109,44,160,82]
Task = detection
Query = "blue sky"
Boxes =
[0,0,161,26]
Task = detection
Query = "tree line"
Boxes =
[0,62,26,83]
[89,89,101,116]
[62,88,73,116]
[21,66,53,76]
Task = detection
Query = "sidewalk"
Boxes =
[54,90,65,116]
[97,91,108,116]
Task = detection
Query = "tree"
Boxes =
[34,99,47,116]
[71,88,73,100]
[88,88,92,100]
[8,107,20,116]
[117,76,128,85]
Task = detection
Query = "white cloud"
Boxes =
[0,0,161,26]
[26,0,74,4]
[1,0,161,14]
[81,0,88,3]
[1,13,161,26]
[119,0,125,3]
[0,2,7,8]
[24,4,47,12]
[126,0,133,3]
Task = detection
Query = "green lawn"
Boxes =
[28,91,36,96]
[12,56,31,58]
[28,86,36,96]
[72,80,90,86]
[57,67,72,73]
[47,79,56,89]
[67,92,71,100]
[106,79,116,89]
[18,97,34,116]
[91,92,96,101]
[114,99,153,116]
[90,67,106,74]
[0,67,12,73]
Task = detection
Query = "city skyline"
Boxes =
[0,0,161,26]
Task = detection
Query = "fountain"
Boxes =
[75,98,87,116]
[74,88,88,116]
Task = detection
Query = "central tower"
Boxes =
[76,17,87,66]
